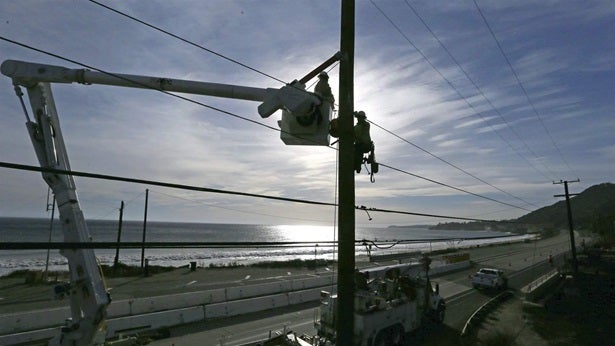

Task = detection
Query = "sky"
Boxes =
[0,0,613,228]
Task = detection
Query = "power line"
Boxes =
[472,0,577,179]
[0,232,522,250]
[88,0,287,86]
[149,189,332,224]
[1,37,533,215]
[401,0,558,181]
[377,162,532,212]
[0,161,511,223]
[370,0,556,183]
[368,119,538,208]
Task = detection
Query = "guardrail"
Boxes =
[461,290,513,337]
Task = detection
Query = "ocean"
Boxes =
[0,217,531,276]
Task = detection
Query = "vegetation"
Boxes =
[101,262,175,277]
[432,183,615,236]
[521,256,615,346]
[517,182,615,230]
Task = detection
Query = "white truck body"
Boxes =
[315,263,445,346]
[471,268,508,290]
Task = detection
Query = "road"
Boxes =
[149,232,574,345]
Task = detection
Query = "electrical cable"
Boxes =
[0,35,336,150]
[472,0,578,179]
[369,1,558,182]
[0,37,537,216]
[377,162,532,212]
[88,0,287,86]
[0,161,515,223]
[401,0,558,181]
[368,119,538,208]
[148,189,332,224]
[89,0,565,189]
[0,233,526,250]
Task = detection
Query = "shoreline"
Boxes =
[0,232,538,278]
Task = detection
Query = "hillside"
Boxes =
[430,182,615,231]
[517,182,615,229]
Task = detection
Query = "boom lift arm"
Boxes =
[1,55,338,345]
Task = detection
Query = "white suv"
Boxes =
[471,268,508,290]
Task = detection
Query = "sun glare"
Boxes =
[273,225,335,243]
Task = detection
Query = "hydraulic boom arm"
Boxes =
[2,54,338,345]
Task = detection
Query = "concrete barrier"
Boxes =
[0,327,58,346]
[225,281,289,301]
[430,260,471,276]
[204,293,290,319]
[288,288,326,305]
[0,307,68,335]
[106,306,204,338]
[0,264,464,338]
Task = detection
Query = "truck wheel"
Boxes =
[391,325,405,345]
[434,303,445,324]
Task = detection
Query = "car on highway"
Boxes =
[471,268,508,290]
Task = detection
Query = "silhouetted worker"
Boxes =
[315,71,335,108]
[354,111,373,173]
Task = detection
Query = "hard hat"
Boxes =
[354,110,366,119]
[318,71,329,79]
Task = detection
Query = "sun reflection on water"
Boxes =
[272,225,336,243]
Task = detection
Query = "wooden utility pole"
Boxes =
[113,200,124,268]
[337,0,356,343]
[141,189,149,269]
[554,179,579,275]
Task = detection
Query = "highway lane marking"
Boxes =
[185,280,197,286]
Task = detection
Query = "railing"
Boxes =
[525,269,559,292]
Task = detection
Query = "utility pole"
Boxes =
[337,0,356,343]
[554,179,579,275]
[113,200,124,268]
[141,189,149,269]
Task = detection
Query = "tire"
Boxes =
[391,325,405,346]
[434,303,445,324]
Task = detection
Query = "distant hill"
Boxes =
[517,182,615,229]
[430,183,615,231]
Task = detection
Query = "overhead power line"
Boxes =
[401,0,558,181]
[1,36,532,215]
[0,161,510,223]
[88,0,287,85]
[378,162,532,212]
[64,4,544,210]
[0,232,522,250]
[368,119,538,208]
[370,0,557,183]
[472,0,577,179]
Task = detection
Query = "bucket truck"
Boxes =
[1,54,338,345]
[259,262,446,346]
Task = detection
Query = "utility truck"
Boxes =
[264,262,444,346]
[1,54,338,345]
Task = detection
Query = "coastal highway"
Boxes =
[150,232,574,345]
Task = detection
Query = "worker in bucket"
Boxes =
[315,71,335,108]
